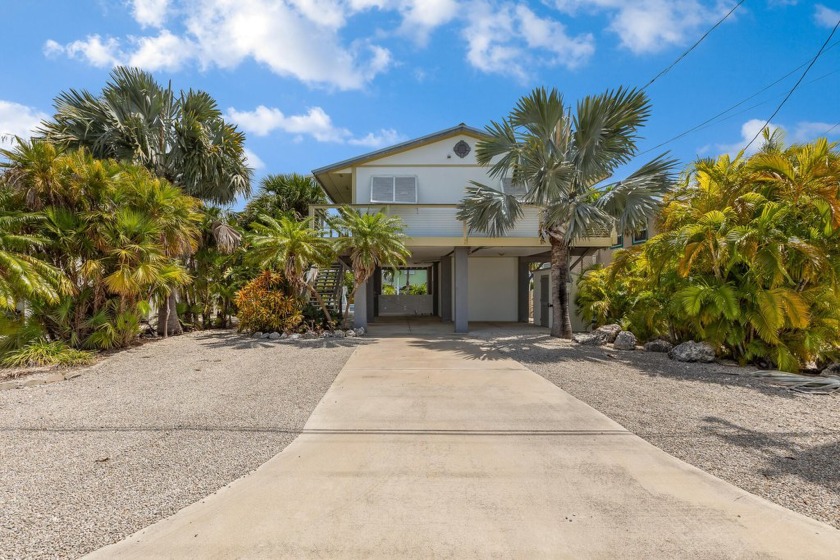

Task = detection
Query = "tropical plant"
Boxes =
[239,173,327,225]
[0,339,94,368]
[577,135,840,371]
[330,208,411,327]
[38,66,251,334]
[246,215,336,324]
[457,87,676,338]
[234,270,303,334]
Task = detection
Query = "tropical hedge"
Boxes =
[577,136,840,371]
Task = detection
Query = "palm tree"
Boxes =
[247,215,336,324]
[240,173,327,225]
[457,87,677,338]
[331,208,411,328]
[0,209,70,310]
[38,66,251,334]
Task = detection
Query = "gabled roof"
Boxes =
[311,123,487,203]
[312,123,487,177]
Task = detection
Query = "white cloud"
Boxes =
[712,118,840,157]
[463,1,594,80]
[814,4,840,27]
[552,0,734,54]
[130,0,170,28]
[227,105,405,148]
[715,118,783,156]
[126,30,195,71]
[791,121,840,143]
[243,148,265,170]
[0,101,49,151]
[44,35,123,68]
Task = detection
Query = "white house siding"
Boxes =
[467,257,518,322]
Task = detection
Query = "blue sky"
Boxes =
[1,0,839,209]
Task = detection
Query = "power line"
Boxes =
[637,59,840,156]
[743,18,840,152]
[642,0,747,91]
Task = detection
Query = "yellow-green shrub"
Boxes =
[234,271,302,333]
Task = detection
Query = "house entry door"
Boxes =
[539,276,550,328]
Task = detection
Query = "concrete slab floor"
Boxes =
[84,336,840,559]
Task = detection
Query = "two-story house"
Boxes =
[311,124,614,333]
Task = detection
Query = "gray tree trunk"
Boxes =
[157,291,183,336]
[550,238,573,339]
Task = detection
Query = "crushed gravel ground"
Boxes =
[0,331,360,560]
[471,328,840,530]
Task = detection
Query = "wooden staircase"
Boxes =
[309,263,346,317]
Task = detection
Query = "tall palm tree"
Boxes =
[331,208,411,328]
[247,215,336,324]
[457,87,677,338]
[38,66,251,335]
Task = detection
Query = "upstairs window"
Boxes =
[612,234,624,249]
[371,176,418,203]
[501,177,527,198]
[632,229,648,244]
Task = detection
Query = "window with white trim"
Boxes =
[501,177,527,198]
[370,176,418,203]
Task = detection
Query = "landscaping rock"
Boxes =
[252,332,263,339]
[595,324,622,343]
[821,363,840,377]
[346,330,357,337]
[288,333,301,341]
[303,331,319,340]
[645,339,674,353]
[353,327,365,337]
[613,331,637,351]
[260,332,270,339]
[333,330,345,338]
[669,341,715,363]
[268,332,281,340]
[573,332,606,346]
[321,331,333,338]
[280,333,288,339]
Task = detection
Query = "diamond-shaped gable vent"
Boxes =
[453,140,471,158]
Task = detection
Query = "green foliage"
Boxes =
[239,173,326,225]
[408,283,428,295]
[0,141,201,355]
[577,137,840,371]
[234,271,302,334]
[0,339,94,368]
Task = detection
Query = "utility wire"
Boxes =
[637,60,840,156]
[642,0,747,91]
[743,18,840,152]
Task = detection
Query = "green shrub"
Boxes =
[1,340,95,368]
[234,271,303,333]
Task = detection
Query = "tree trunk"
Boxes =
[157,291,183,336]
[550,237,573,339]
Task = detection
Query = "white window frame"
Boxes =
[370,175,418,203]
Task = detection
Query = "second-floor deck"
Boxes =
[309,204,616,248]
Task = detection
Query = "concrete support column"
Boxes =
[518,258,530,323]
[454,247,469,333]
[440,256,452,322]
[353,280,368,329]
[366,278,375,324]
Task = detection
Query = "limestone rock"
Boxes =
[252,332,263,339]
[346,329,357,337]
[821,363,840,377]
[669,341,715,363]
[260,332,270,339]
[333,330,345,338]
[595,324,622,343]
[268,332,281,340]
[613,331,637,351]
[573,332,606,346]
[288,333,301,341]
[353,327,365,337]
[644,339,673,353]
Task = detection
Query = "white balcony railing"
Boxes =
[309,204,543,240]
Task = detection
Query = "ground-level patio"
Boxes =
[83,330,840,559]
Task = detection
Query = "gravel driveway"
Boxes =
[474,328,840,529]
[0,331,360,560]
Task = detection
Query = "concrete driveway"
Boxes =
[85,335,840,559]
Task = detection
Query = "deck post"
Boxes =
[454,247,469,333]
[440,256,452,322]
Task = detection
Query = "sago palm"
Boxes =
[457,87,676,338]
[330,208,411,328]
[248,215,336,324]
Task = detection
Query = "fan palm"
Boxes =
[247,215,336,323]
[330,208,411,328]
[457,87,677,338]
[240,173,327,224]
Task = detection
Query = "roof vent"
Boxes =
[453,140,471,158]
